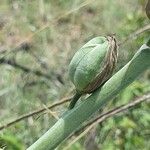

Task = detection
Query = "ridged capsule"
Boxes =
[69,35,118,94]
[68,35,118,109]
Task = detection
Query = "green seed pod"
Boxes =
[69,35,118,94]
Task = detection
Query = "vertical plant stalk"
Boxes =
[27,44,150,150]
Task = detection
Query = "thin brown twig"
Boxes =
[64,93,150,149]
[0,57,64,84]
[81,93,150,131]
[0,96,72,131]
[0,58,51,79]
[118,24,150,46]
[42,104,59,120]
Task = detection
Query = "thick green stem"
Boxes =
[27,44,150,150]
[68,92,82,109]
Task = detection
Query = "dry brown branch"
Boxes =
[0,57,64,84]
[81,93,150,131]
[118,24,150,46]
[0,96,72,131]
[0,58,51,78]
[64,93,150,149]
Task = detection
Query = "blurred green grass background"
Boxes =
[0,0,150,149]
